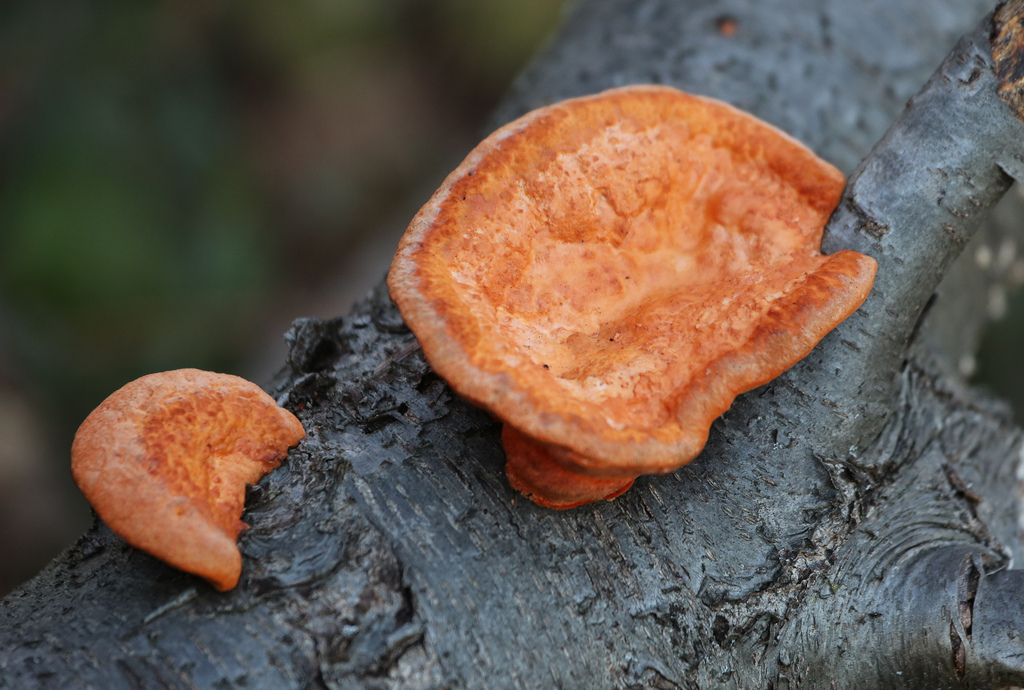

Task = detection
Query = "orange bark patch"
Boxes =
[388,85,876,509]
[71,369,305,590]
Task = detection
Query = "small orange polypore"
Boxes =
[71,369,305,590]
[387,85,876,509]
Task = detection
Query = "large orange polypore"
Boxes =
[387,85,876,509]
[71,369,305,590]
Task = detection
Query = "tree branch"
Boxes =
[819,11,1024,451]
[3,1,1024,689]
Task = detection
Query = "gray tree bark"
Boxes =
[4,1,1024,688]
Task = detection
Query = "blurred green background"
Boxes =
[0,0,572,595]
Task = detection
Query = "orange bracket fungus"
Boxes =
[71,369,305,590]
[387,85,876,509]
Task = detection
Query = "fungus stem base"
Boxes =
[502,426,635,509]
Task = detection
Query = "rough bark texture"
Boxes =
[4,1,1024,688]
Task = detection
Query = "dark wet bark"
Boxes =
[4,1,1024,688]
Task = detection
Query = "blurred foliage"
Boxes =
[0,0,571,593]
[976,286,1024,420]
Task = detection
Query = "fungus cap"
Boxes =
[71,369,305,590]
[388,85,876,508]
